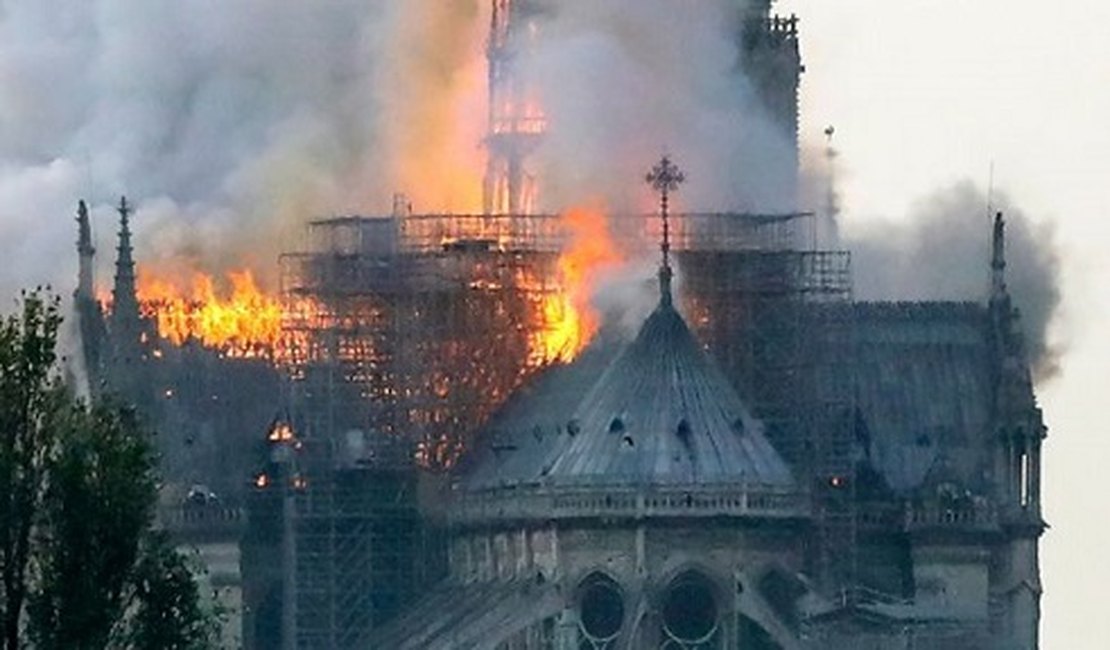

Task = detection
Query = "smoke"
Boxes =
[844,181,1063,378]
[525,0,796,213]
[0,1,486,302]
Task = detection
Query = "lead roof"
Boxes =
[462,294,795,490]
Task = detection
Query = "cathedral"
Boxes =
[68,2,1047,648]
[360,213,1045,650]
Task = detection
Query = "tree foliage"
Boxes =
[29,403,157,650]
[0,290,221,649]
[123,532,222,650]
[0,291,63,650]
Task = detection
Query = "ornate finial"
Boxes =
[118,196,131,225]
[645,155,685,305]
[76,200,94,255]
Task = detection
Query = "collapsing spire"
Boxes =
[645,155,685,305]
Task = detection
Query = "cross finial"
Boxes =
[645,155,685,305]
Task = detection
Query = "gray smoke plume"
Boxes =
[0,1,485,300]
[526,0,795,213]
[844,181,1063,378]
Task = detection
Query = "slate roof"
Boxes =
[846,302,996,494]
[462,294,794,490]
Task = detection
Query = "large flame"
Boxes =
[135,209,621,368]
[137,269,283,358]
[535,206,623,363]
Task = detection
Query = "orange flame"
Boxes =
[137,269,283,358]
[535,206,623,363]
[135,210,621,367]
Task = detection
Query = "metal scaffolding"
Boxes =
[279,214,566,466]
[278,211,828,466]
[289,436,418,650]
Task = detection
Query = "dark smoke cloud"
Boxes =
[844,181,1063,378]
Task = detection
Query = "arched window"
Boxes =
[660,572,720,649]
[578,573,624,649]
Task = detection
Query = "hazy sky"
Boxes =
[780,1,1110,646]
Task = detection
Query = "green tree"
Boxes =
[0,290,221,649]
[123,532,223,650]
[28,403,156,650]
[0,291,62,650]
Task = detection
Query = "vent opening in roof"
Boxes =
[609,417,625,434]
[676,418,691,440]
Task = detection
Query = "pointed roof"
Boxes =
[110,196,140,330]
[463,297,794,490]
[543,298,792,487]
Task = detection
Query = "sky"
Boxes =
[780,1,1110,646]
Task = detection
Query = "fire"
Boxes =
[137,269,283,358]
[535,206,623,363]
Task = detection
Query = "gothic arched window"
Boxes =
[578,572,625,649]
[660,572,720,649]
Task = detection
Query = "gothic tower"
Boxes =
[988,212,1046,649]
[738,1,803,200]
[73,200,106,393]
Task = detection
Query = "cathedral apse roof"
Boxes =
[462,290,794,491]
